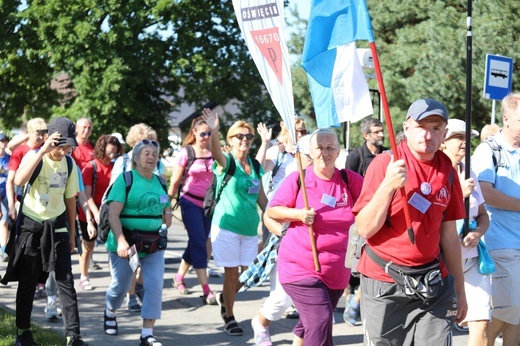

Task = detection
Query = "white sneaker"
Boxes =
[251,316,272,346]
[45,301,58,320]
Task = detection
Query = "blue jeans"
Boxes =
[106,250,165,319]
[180,197,211,269]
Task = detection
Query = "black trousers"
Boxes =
[16,230,81,337]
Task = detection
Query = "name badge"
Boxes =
[248,179,260,194]
[408,192,431,214]
[321,194,336,208]
[160,194,169,204]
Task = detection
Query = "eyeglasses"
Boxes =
[199,131,211,137]
[296,129,308,135]
[105,151,119,157]
[369,130,384,135]
[235,133,254,141]
[136,139,159,148]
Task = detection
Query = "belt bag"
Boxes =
[123,228,162,254]
[365,246,442,302]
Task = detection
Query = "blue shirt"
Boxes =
[472,131,520,250]
[0,153,10,199]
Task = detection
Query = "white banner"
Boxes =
[232,0,296,145]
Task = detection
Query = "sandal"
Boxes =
[224,316,243,336]
[216,292,226,320]
[173,278,191,295]
[80,277,93,291]
[104,311,118,335]
[201,291,217,305]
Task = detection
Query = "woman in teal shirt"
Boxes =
[203,108,267,336]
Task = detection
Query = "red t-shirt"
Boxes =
[8,144,33,171]
[72,142,94,170]
[78,159,113,222]
[352,140,465,282]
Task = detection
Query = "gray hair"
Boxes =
[131,140,161,169]
[360,118,383,135]
[309,128,340,148]
[502,92,520,119]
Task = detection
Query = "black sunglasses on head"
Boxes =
[235,133,254,141]
[136,139,159,147]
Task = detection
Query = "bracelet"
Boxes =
[88,218,95,223]
[164,211,172,215]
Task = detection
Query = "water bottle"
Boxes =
[158,223,168,250]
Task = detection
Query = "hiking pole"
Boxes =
[463,0,473,238]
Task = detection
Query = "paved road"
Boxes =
[0,214,475,345]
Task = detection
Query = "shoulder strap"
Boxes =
[176,145,196,198]
[251,157,261,177]
[483,136,502,172]
[122,153,129,172]
[65,155,73,177]
[271,151,286,178]
[214,154,236,205]
[356,146,365,175]
[340,169,349,186]
[90,160,98,197]
[156,174,168,194]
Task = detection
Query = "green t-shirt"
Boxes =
[104,170,169,255]
[212,154,264,236]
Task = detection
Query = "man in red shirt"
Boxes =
[353,98,467,345]
[71,118,94,170]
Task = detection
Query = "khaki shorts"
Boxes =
[489,249,520,325]
[461,257,491,324]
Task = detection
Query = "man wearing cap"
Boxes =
[0,133,11,261]
[352,98,467,345]
[471,92,520,346]
[1,117,92,346]
[71,117,94,171]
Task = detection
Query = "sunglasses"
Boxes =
[296,129,308,135]
[199,131,211,137]
[235,133,254,141]
[136,139,159,148]
[34,129,49,135]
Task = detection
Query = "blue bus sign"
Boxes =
[483,54,513,101]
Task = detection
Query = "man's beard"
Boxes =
[370,138,384,147]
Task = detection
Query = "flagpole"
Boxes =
[463,0,473,237]
[295,150,321,272]
[369,42,415,244]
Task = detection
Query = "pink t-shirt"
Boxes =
[176,146,214,208]
[270,166,363,290]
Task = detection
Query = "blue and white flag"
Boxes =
[302,0,374,128]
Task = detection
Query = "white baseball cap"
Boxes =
[111,132,125,144]
[445,119,479,140]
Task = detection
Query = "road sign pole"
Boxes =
[492,99,496,124]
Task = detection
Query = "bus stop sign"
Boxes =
[483,54,513,101]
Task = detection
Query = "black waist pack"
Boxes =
[122,228,162,254]
[365,246,443,302]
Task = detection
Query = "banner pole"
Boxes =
[369,41,415,244]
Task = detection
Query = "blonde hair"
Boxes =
[125,123,157,147]
[226,120,255,141]
[502,92,520,119]
[27,118,47,132]
[480,123,500,141]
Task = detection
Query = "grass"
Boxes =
[0,306,66,346]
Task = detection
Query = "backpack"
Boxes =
[203,154,261,218]
[172,145,212,210]
[483,135,505,173]
[97,171,168,242]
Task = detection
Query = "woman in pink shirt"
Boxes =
[168,117,215,304]
[267,129,363,346]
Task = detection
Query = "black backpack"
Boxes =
[97,171,168,242]
[203,154,260,218]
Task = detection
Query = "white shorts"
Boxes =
[489,249,520,325]
[461,257,491,324]
[210,225,257,267]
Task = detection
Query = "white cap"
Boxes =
[445,119,479,140]
[297,134,312,156]
[111,132,125,144]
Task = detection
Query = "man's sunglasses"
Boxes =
[235,133,254,141]
[199,131,211,137]
[136,139,159,148]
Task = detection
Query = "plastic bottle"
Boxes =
[158,223,168,250]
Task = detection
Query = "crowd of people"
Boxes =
[0,93,519,346]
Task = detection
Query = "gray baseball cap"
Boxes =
[406,98,448,122]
